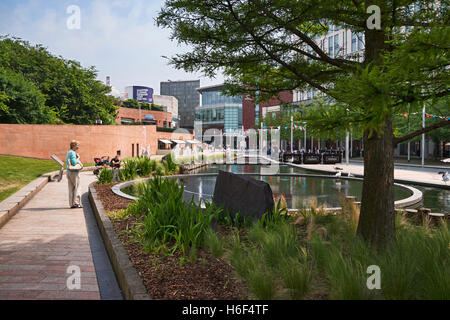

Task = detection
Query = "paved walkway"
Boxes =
[0,172,120,300]
[290,162,449,188]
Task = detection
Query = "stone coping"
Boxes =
[111,172,423,210]
[88,183,151,300]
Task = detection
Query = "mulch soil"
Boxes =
[94,182,132,212]
[94,182,248,300]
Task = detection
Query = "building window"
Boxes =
[358,32,364,50]
[328,37,333,57]
[334,34,339,57]
[351,32,357,52]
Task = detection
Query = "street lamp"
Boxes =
[290,115,293,153]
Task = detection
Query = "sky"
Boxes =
[0,0,224,95]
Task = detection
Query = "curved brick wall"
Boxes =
[0,124,192,163]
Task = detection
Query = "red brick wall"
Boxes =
[116,107,172,127]
[242,91,293,129]
[0,124,192,163]
[260,91,293,110]
[242,95,255,130]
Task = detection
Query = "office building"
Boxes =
[160,80,200,129]
[195,84,242,134]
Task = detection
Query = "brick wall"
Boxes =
[242,95,255,130]
[242,91,293,129]
[116,107,172,127]
[0,124,192,163]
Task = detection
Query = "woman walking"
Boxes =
[66,140,83,208]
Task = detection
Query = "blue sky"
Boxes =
[0,0,224,94]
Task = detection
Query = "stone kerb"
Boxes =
[88,183,151,300]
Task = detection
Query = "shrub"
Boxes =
[119,158,138,181]
[155,162,165,176]
[97,167,113,184]
[136,156,153,176]
[128,176,222,255]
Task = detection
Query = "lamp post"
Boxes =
[290,115,293,153]
[139,103,141,123]
[422,104,425,167]
[303,122,307,151]
[407,120,410,162]
[345,130,349,165]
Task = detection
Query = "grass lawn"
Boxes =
[0,155,60,202]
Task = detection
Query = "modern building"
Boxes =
[160,80,200,129]
[124,86,154,103]
[293,23,365,104]
[153,94,179,128]
[195,83,243,134]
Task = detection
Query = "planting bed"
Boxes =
[94,178,449,300]
[94,183,248,300]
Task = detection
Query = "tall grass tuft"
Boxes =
[203,228,225,258]
[280,254,312,299]
[127,176,222,255]
[98,167,113,184]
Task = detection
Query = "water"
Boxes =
[123,162,449,213]
[181,163,411,210]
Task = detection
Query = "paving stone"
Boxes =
[0,172,100,300]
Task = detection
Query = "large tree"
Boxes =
[0,36,118,125]
[157,0,449,249]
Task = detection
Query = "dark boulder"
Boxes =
[212,170,274,220]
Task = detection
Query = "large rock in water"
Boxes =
[212,170,275,220]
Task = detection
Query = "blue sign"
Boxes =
[133,86,153,103]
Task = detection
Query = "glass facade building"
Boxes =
[160,80,200,128]
[195,84,242,133]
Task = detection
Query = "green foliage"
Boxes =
[141,102,151,110]
[0,36,118,124]
[152,104,164,111]
[122,99,140,109]
[203,228,225,258]
[154,161,165,176]
[127,176,222,255]
[97,167,113,184]
[280,256,312,300]
[0,67,56,124]
[157,1,448,139]
[136,156,153,177]
[227,204,449,300]
[258,198,289,229]
[163,153,178,174]
[119,159,138,181]
[122,100,157,111]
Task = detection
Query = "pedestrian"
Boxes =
[66,140,83,208]
[110,152,121,182]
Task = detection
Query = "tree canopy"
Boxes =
[157,0,449,248]
[0,36,118,125]
[157,0,449,139]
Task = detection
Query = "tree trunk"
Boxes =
[357,116,396,250]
